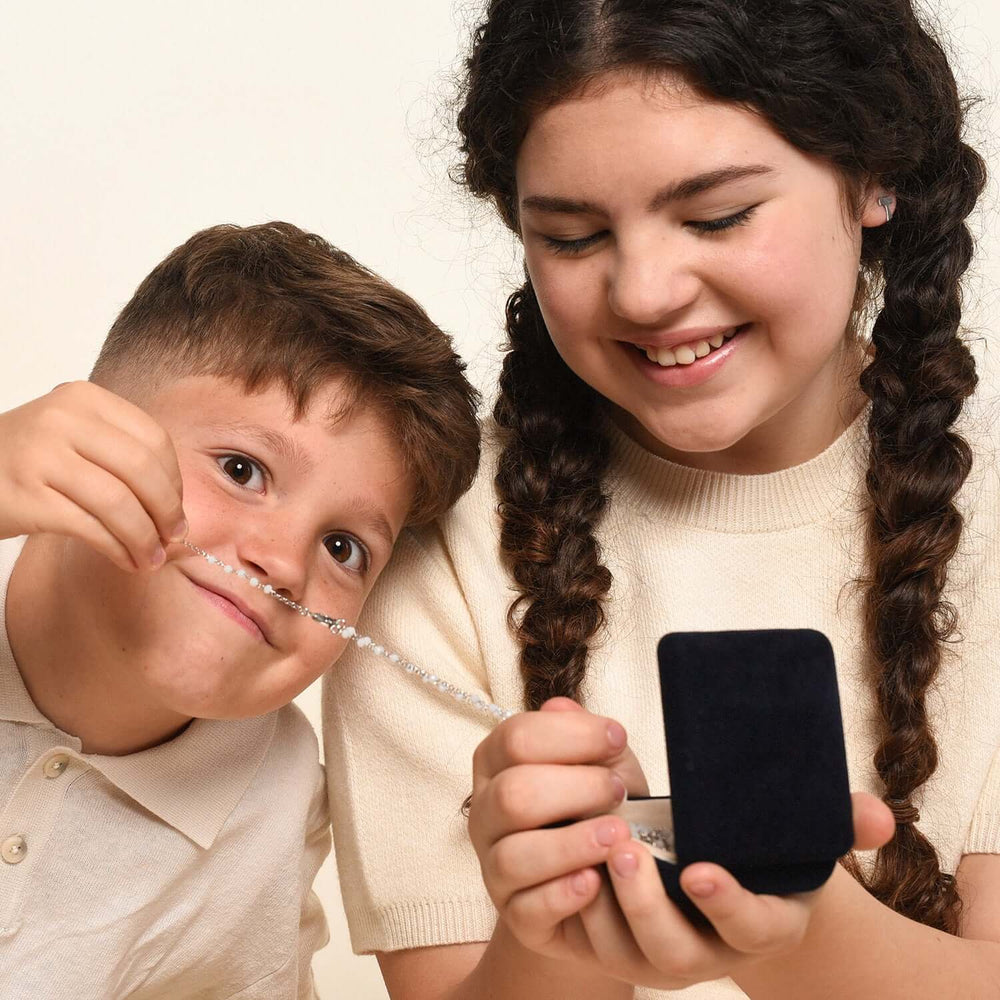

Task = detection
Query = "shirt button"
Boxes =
[1,835,27,865]
[43,753,70,779]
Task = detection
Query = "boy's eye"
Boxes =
[324,533,368,573]
[218,455,265,491]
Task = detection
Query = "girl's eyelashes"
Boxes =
[541,231,607,255]
[323,533,370,574]
[539,205,758,254]
[217,453,267,492]
[687,205,758,234]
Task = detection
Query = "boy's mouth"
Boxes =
[189,578,272,645]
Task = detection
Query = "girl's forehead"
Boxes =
[516,74,788,190]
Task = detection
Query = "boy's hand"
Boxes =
[0,381,186,571]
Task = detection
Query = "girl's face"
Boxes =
[516,72,890,473]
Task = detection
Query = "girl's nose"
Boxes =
[607,240,701,327]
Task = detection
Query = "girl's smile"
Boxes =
[517,72,891,474]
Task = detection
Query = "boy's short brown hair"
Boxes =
[91,222,480,525]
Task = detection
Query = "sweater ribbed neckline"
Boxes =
[607,410,868,534]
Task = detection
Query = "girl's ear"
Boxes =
[862,187,897,228]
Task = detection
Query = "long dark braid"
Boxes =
[493,281,613,709]
[458,0,987,931]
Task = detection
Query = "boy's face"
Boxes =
[80,374,412,720]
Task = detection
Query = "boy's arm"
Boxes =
[0,381,186,568]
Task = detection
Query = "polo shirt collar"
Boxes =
[1,535,274,850]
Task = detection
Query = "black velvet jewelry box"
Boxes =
[619,629,854,922]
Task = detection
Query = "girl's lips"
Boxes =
[623,323,750,387]
[190,579,269,644]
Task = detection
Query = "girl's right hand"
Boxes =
[468,697,649,955]
[0,381,186,571]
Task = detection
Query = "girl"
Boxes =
[323,1,1000,996]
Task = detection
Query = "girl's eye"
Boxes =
[324,533,369,573]
[541,231,606,255]
[218,455,265,491]
[687,206,758,234]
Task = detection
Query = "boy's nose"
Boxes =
[235,527,309,602]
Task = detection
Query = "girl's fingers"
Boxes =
[604,843,722,979]
[504,868,604,952]
[577,871,653,977]
[483,815,631,907]
[471,763,626,844]
[851,792,895,851]
[676,862,810,956]
[473,709,629,782]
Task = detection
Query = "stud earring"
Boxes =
[877,194,895,223]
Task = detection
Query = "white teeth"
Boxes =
[638,326,744,367]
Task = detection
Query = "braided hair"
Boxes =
[457,0,986,932]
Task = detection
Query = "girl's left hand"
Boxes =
[557,793,895,990]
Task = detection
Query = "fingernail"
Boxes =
[571,871,592,895]
[151,546,166,568]
[170,519,188,541]
[611,772,626,804]
[687,880,716,899]
[611,852,638,878]
[607,722,627,749]
[596,820,620,847]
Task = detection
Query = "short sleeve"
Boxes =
[965,744,1000,854]
[322,520,502,954]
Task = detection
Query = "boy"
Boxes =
[0,222,480,998]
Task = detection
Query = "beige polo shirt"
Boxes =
[0,537,331,999]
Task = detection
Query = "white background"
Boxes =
[2,2,998,996]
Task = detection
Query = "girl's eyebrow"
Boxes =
[520,163,775,216]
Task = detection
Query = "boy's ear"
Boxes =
[861,186,896,228]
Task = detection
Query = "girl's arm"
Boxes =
[377,928,633,1000]
[730,853,1000,999]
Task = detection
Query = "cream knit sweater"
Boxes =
[323,409,1000,1000]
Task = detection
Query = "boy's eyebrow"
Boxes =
[208,422,315,475]
[338,495,398,550]
[520,164,775,216]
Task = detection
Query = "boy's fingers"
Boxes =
[77,422,186,546]
[504,868,603,952]
[678,862,809,956]
[483,815,631,906]
[40,491,138,573]
[473,710,630,781]
[52,382,186,525]
[472,763,626,842]
[45,458,165,570]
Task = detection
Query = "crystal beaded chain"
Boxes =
[182,541,514,722]
[183,540,673,853]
